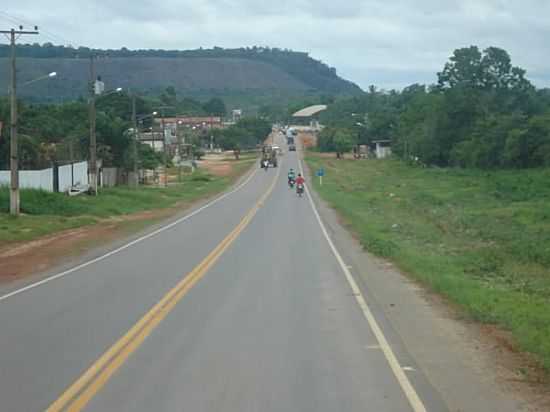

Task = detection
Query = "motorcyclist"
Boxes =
[295,173,305,188]
[288,168,296,185]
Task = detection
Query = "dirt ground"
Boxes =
[298,131,317,149]
[0,208,175,282]
[200,160,234,177]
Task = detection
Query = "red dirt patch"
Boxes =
[0,208,175,282]
[200,160,233,177]
[298,132,317,149]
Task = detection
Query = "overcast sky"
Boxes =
[2,1,549,90]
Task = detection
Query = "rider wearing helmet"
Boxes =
[288,168,296,184]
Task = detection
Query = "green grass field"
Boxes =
[0,158,255,246]
[306,154,550,370]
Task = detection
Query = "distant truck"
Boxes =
[261,145,278,168]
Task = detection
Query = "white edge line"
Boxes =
[0,167,258,303]
[298,158,427,412]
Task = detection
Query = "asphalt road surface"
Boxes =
[0,138,448,411]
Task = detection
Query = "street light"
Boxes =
[96,87,122,100]
[20,71,57,87]
[9,71,58,216]
[88,86,122,195]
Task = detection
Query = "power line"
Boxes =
[0,10,83,48]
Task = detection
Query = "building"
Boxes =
[154,116,223,131]
[231,109,242,123]
[138,131,165,152]
[292,105,328,130]
[373,140,392,159]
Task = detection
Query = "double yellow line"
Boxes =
[47,165,281,412]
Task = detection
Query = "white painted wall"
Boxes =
[0,161,88,192]
[58,161,89,192]
[0,169,54,191]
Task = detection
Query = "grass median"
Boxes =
[0,157,255,246]
[306,153,550,371]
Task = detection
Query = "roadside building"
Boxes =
[138,131,165,152]
[232,109,242,123]
[292,105,327,130]
[373,140,392,159]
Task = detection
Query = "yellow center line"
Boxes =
[47,164,281,412]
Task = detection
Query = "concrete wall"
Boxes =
[0,161,88,192]
[58,161,88,192]
[0,169,54,191]
[376,145,392,159]
[101,167,118,188]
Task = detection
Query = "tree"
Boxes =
[438,46,532,92]
[203,98,226,117]
[160,86,177,107]
[215,118,271,151]
[318,127,356,157]
[334,130,355,158]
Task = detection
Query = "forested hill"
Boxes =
[0,45,362,101]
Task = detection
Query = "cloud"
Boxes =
[3,0,549,90]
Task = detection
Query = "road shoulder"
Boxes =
[303,161,548,412]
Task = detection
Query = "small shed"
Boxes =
[372,140,392,159]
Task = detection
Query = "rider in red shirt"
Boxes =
[295,174,305,186]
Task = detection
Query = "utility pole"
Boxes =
[1,26,39,216]
[154,106,173,188]
[161,112,167,187]
[131,93,139,188]
[88,55,98,195]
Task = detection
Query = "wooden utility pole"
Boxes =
[154,106,173,188]
[88,55,98,195]
[161,113,168,187]
[1,27,39,216]
[131,93,139,188]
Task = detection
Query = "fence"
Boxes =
[58,161,89,192]
[0,168,54,191]
[0,161,89,193]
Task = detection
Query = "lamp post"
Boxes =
[89,83,122,195]
[7,71,57,215]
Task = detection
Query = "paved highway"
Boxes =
[0,135,447,411]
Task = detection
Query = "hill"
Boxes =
[0,45,363,104]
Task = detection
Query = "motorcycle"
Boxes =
[262,160,269,170]
[288,178,295,188]
[296,183,304,197]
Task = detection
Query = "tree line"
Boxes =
[0,44,361,95]
[0,89,228,171]
[319,46,550,169]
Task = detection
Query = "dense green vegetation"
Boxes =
[214,118,272,151]
[0,90,234,170]
[0,45,361,95]
[306,154,550,370]
[0,45,361,114]
[320,46,550,169]
[0,94,161,170]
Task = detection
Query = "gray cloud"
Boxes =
[3,1,549,90]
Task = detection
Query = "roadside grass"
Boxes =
[305,154,550,371]
[0,159,254,246]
